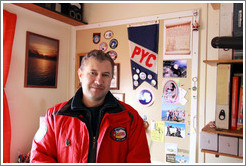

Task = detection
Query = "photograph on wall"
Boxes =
[162,79,179,103]
[162,104,185,123]
[163,17,192,59]
[24,31,59,88]
[163,60,187,78]
[175,155,189,163]
[165,122,185,138]
[165,143,178,163]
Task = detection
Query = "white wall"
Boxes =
[3,3,72,163]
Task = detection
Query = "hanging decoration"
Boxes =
[137,88,154,107]
[127,21,159,89]
[93,33,100,44]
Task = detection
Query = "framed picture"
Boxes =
[110,63,120,90]
[112,93,125,102]
[75,53,86,89]
[163,17,192,60]
[24,31,59,88]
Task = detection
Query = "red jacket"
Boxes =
[30,89,151,163]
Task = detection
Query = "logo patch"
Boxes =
[110,127,127,141]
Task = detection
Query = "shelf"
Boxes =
[12,3,87,26]
[201,149,243,159]
[202,121,243,137]
[203,59,243,65]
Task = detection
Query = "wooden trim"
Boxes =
[201,149,243,159]
[211,3,220,10]
[13,3,86,26]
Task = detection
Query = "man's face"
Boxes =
[78,58,113,107]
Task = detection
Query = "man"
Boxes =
[30,49,151,163]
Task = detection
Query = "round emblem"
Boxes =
[138,89,154,107]
[104,30,114,39]
[93,33,100,44]
[133,74,139,80]
[136,68,140,74]
[134,80,139,87]
[110,127,127,141]
[99,42,108,52]
[107,50,117,60]
[139,72,146,80]
[109,39,118,49]
[151,80,157,86]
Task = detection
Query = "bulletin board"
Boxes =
[75,9,199,163]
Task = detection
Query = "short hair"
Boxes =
[80,49,115,75]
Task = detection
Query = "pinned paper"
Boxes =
[151,121,165,142]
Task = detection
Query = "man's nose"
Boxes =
[95,75,103,85]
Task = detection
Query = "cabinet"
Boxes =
[12,3,87,26]
[201,59,243,159]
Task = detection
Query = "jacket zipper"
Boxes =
[92,136,96,150]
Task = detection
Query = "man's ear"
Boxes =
[78,68,83,82]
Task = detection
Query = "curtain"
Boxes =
[3,9,17,163]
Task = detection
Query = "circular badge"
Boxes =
[138,89,154,107]
[104,30,114,39]
[93,33,100,44]
[99,42,108,52]
[136,68,140,74]
[107,50,117,60]
[133,74,139,80]
[148,74,153,80]
[110,127,127,141]
[134,80,139,87]
[151,80,157,86]
[139,72,146,80]
[109,39,118,49]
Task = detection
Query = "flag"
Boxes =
[128,22,159,89]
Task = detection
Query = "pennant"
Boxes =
[128,22,159,89]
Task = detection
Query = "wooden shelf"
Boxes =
[201,122,243,159]
[202,121,243,137]
[13,3,87,26]
[203,59,243,64]
[201,149,243,159]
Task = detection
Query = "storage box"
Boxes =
[238,138,243,157]
[200,132,218,151]
[219,135,238,156]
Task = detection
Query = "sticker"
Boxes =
[138,88,154,107]
[109,39,118,49]
[151,80,157,86]
[34,121,47,142]
[107,50,117,60]
[133,74,139,80]
[110,127,127,141]
[104,30,114,39]
[99,42,108,52]
[93,33,100,44]
[134,80,139,87]
[139,72,146,80]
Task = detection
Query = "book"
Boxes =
[230,76,239,130]
[215,64,232,129]
[237,76,243,130]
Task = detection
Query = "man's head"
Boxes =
[80,49,114,75]
[78,50,115,107]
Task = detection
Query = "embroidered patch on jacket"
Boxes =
[110,127,127,141]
